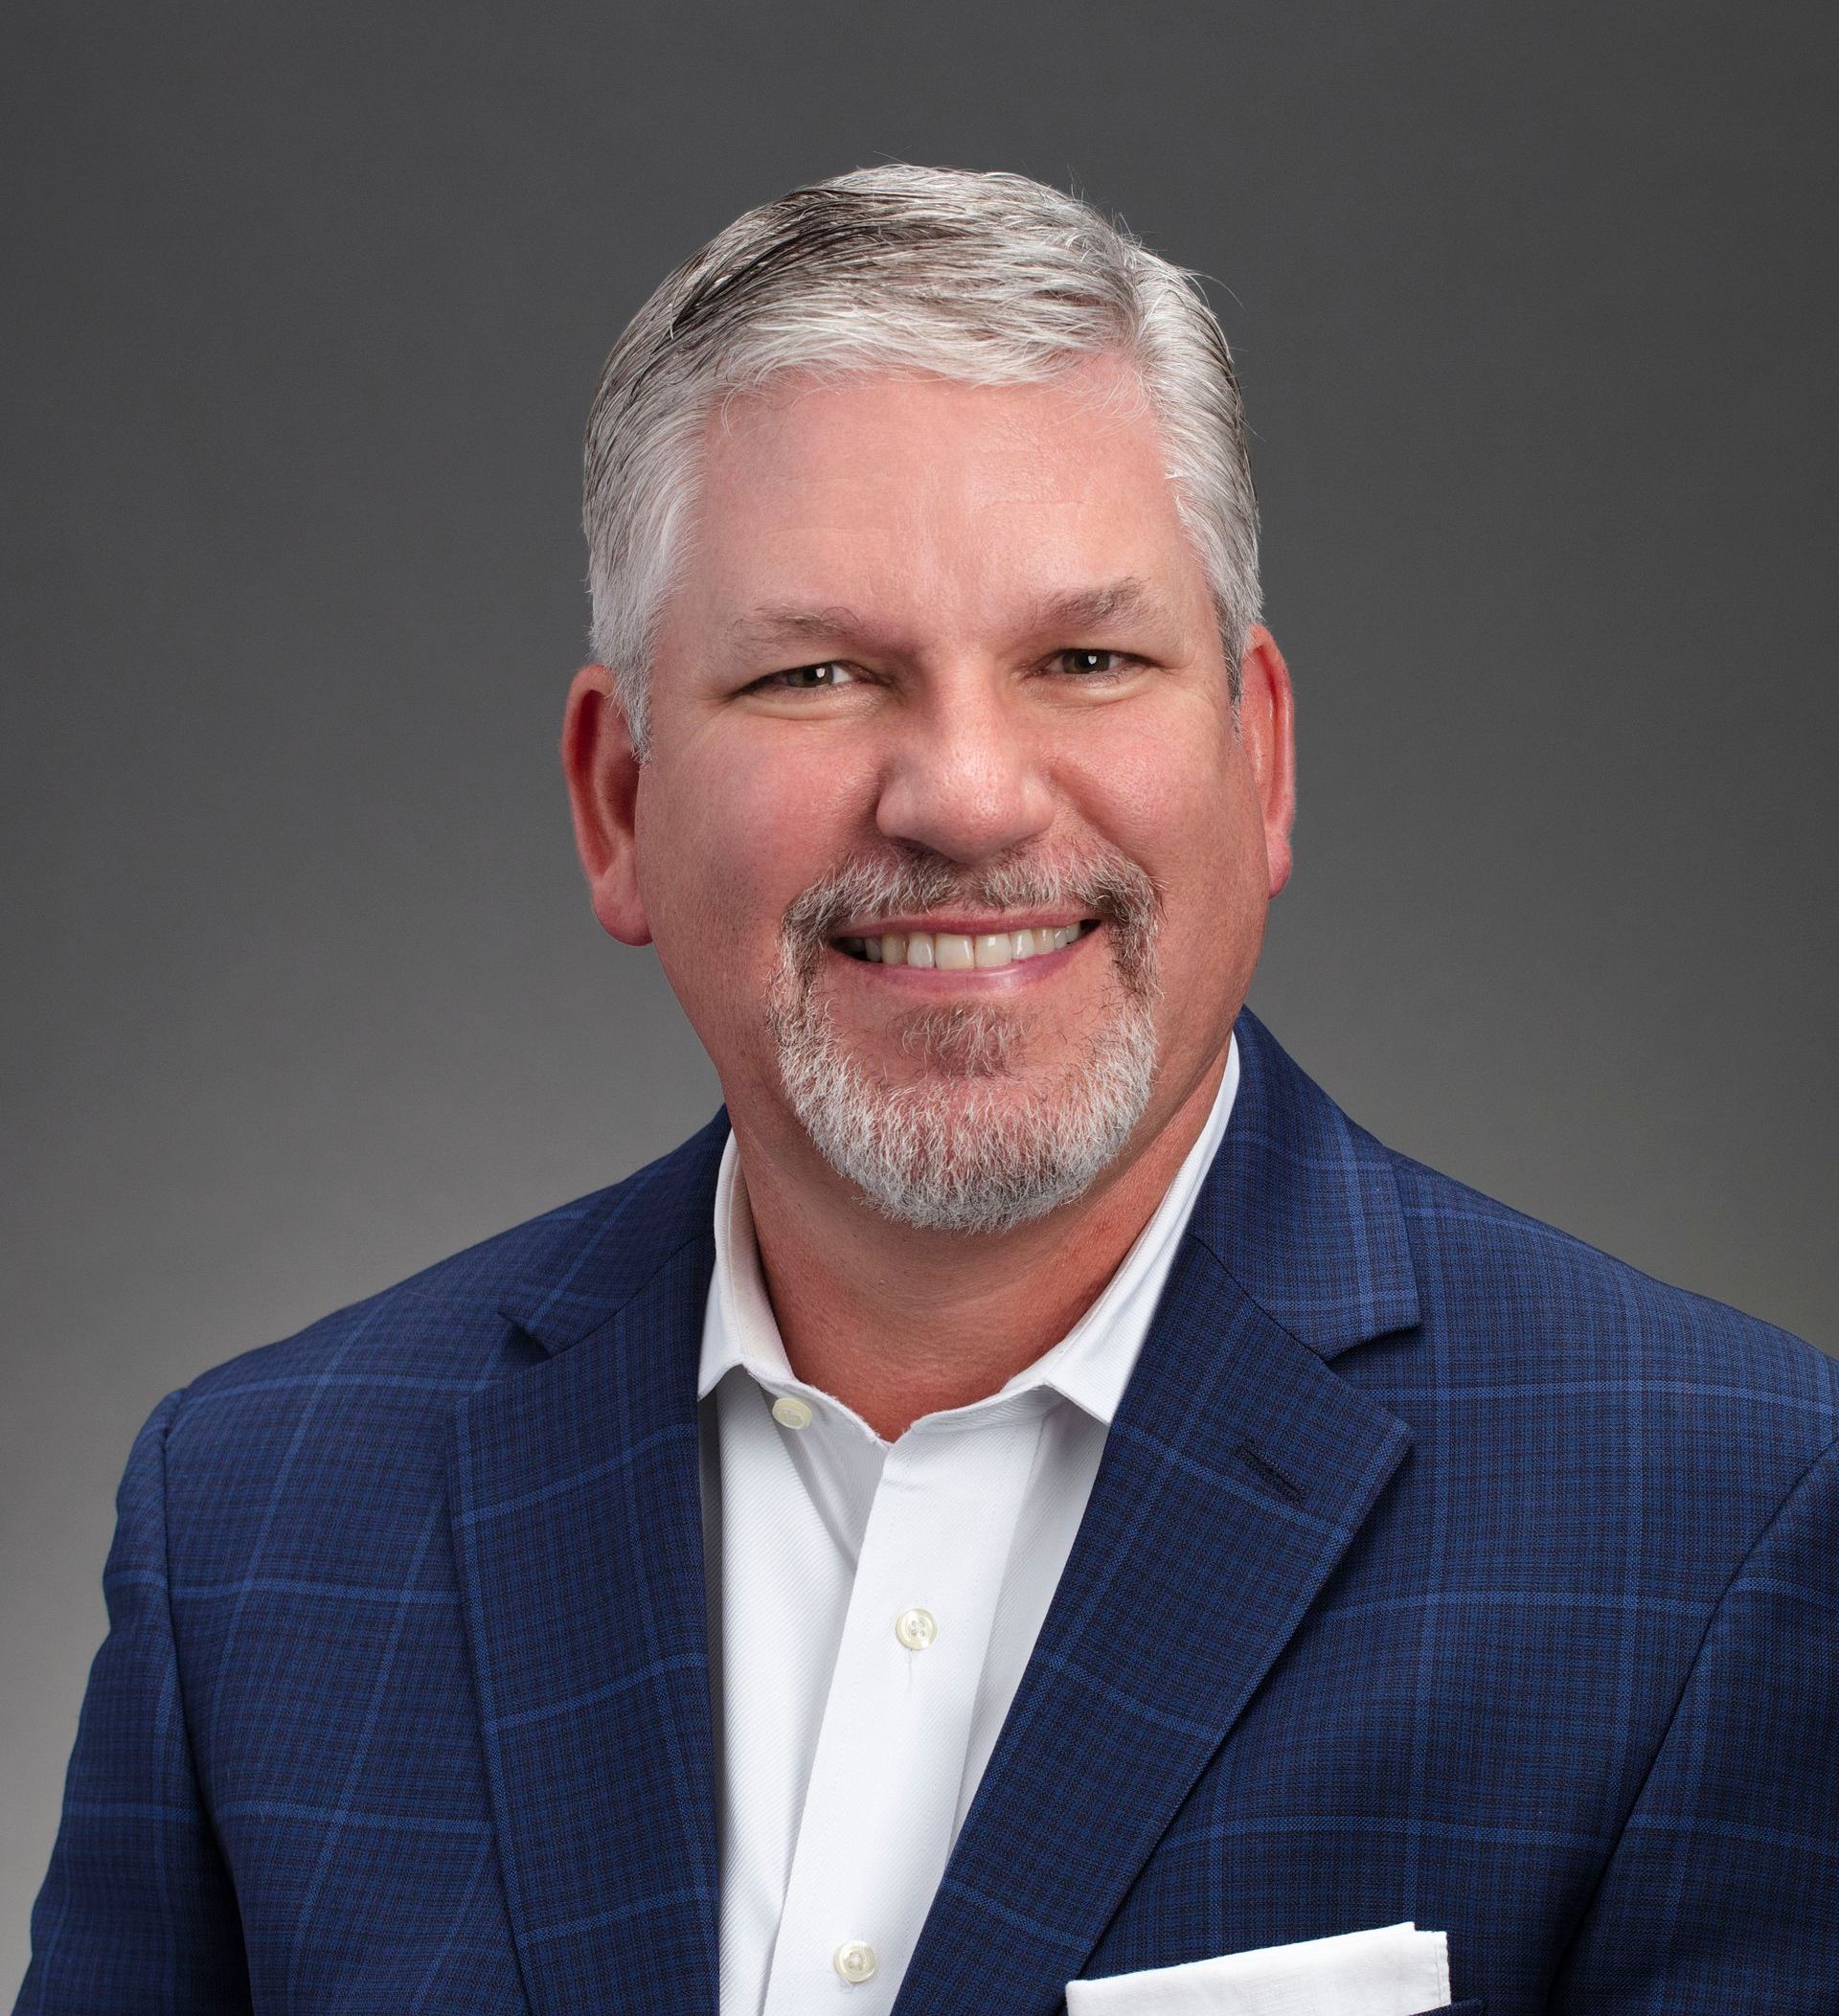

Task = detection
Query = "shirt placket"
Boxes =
[760,1401,1047,2014]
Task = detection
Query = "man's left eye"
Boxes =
[1056,649,1136,677]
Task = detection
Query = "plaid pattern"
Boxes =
[17,1008,1839,2014]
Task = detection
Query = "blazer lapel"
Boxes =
[894,1009,1421,2016]
[447,1121,727,2016]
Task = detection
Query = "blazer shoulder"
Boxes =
[1381,1142,1839,1439]
[165,1111,728,1465]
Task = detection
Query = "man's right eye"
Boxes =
[769,662,856,691]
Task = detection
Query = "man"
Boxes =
[18,165,1838,2016]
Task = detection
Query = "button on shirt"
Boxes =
[696,1038,1239,2016]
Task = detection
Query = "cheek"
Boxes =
[634,736,862,994]
[1074,714,1260,892]
[1068,720,1266,990]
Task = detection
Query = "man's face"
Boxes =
[575,353,1293,1230]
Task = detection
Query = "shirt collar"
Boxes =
[698,1131,797,1401]
[697,1033,1240,1433]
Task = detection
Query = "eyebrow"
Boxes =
[1027,577,1171,635]
[728,576,1176,654]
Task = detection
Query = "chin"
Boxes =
[774,994,1160,1237]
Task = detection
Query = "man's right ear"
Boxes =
[560,665,653,946]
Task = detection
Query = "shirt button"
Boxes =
[770,1395,813,1430]
[895,1606,938,1651]
[833,1939,877,1984]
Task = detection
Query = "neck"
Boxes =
[733,1044,1230,1440]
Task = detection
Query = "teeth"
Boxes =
[840,923,1088,970]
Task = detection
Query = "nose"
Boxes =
[872,669,1057,863]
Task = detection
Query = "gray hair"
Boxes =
[583,163,1260,754]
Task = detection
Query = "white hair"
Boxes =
[583,163,1260,754]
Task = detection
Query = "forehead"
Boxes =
[679,355,1213,641]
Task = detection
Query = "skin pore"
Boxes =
[562,353,1295,1441]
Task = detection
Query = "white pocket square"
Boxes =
[1065,1922,1450,2015]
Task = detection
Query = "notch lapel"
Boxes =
[448,1122,728,2016]
[893,1009,1422,2016]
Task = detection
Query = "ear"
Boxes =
[560,666,652,945]
[1238,624,1296,899]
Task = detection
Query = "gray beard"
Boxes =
[766,848,1163,1235]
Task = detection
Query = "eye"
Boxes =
[1054,648,1140,678]
[766,661,857,691]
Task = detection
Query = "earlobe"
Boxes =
[560,666,653,946]
[1240,625,1297,899]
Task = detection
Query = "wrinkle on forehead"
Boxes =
[704,354,1165,513]
[657,357,1217,676]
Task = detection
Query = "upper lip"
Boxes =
[829,914,1097,940]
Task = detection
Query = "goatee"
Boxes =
[766,846,1163,1235]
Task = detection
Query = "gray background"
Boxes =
[5,0,1835,1991]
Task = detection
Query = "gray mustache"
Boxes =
[780,848,1163,994]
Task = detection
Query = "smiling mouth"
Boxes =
[831,919,1101,971]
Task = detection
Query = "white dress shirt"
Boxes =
[697,1036,1239,2016]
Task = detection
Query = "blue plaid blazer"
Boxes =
[19,1008,1839,2014]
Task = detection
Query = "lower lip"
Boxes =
[826,927,1099,987]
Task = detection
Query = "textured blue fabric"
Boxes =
[18,1008,1839,2014]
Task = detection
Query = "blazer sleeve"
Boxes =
[14,1390,252,2014]
[1550,1433,1839,2013]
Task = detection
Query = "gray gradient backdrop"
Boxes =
[5,2,1835,1991]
